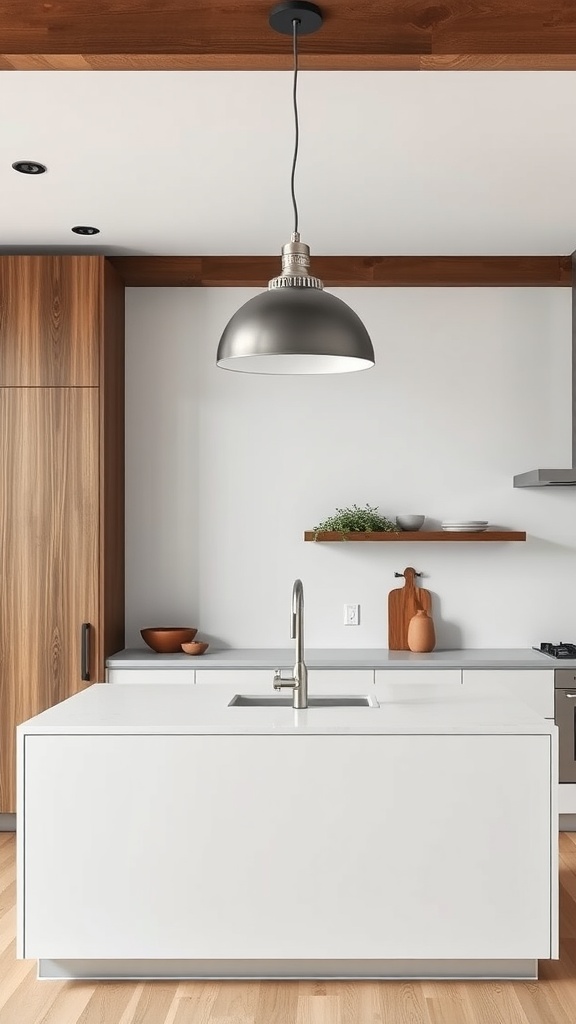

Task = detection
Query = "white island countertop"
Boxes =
[19,681,556,736]
[107,647,569,670]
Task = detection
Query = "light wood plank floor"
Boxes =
[3,831,576,1023]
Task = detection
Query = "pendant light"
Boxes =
[216,1,375,375]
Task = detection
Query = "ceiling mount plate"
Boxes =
[269,1,323,35]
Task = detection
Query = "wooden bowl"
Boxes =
[181,641,209,656]
[141,627,197,653]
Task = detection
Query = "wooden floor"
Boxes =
[3,832,576,1024]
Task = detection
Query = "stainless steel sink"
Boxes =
[228,694,379,708]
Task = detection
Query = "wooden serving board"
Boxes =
[388,567,431,651]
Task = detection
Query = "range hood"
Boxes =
[513,250,576,487]
[513,468,576,487]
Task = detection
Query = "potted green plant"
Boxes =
[312,503,398,540]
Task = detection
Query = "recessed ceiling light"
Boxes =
[71,225,100,236]
[12,161,47,175]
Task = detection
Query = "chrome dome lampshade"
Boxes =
[217,234,375,374]
[216,2,375,376]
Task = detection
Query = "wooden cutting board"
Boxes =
[388,567,431,651]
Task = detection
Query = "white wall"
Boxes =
[125,286,575,649]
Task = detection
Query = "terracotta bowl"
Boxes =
[141,627,197,653]
[181,641,209,656]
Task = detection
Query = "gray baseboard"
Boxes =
[38,958,538,981]
[0,814,15,832]
[560,814,576,831]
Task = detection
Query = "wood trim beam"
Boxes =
[108,256,573,288]
[4,54,576,71]
[2,0,576,71]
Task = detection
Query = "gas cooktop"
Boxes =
[534,643,576,660]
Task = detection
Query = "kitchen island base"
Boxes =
[37,958,538,981]
[18,684,557,981]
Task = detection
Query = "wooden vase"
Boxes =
[407,608,436,653]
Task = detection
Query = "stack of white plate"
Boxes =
[441,520,489,533]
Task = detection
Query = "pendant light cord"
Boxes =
[290,18,300,236]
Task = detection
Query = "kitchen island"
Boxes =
[18,681,557,981]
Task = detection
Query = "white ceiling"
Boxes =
[2,70,576,256]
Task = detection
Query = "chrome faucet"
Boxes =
[273,579,308,709]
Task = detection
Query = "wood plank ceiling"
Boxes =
[1,0,576,72]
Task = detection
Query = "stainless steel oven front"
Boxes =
[555,669,576,783]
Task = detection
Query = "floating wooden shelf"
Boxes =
[304,531,527,543]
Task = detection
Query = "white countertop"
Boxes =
[18,682,556,736]
[107,647,568,670]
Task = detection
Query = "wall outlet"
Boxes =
[344,603,360,626]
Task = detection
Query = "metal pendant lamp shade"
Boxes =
[216,2,375,376]
[217,237,375,375]
[217,287,374,374]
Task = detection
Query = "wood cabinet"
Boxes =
[0,256,100,386]
[0,256,125,812]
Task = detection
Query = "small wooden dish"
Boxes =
[181,641,209,656]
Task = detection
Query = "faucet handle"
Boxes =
[273,668,295,691]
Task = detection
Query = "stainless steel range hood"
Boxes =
[513,467,576,487]
[513,250,576,487]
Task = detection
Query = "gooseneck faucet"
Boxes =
[273,579,308,709]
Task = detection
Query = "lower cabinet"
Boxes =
[108,666,555,724]
[195,669,374,693]
[195,669,273,690]
[559,785,576,815]
[304,669,374,691]
[461,670,554,719]
[107,668,195,684]
[108,668,375,691]
[21,732,554,963]
[375,669,461,701]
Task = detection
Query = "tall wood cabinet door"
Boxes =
[0,256,101,386]
[0,388,99,812]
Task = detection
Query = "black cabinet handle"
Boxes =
[81,622,90,682]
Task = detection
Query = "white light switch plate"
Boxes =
[344,604,360,625]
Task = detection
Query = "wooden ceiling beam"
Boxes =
[108,256,573,288]
[3,54,576,71]
[0,1,576,72]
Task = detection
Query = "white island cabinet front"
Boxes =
[18,683,557,981]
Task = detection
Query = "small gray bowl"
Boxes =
[396,515,425,532]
